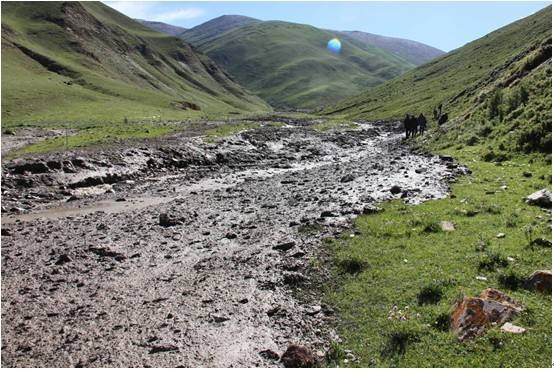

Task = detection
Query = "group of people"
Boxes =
[403,113,427,138]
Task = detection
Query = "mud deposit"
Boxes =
[1,121,467,367]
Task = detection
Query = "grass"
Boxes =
[194,20,413,109]
[324,148,551,367]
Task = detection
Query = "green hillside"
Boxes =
[339,30,445,66]
[1,2,270,128]
[185,19,414,109]
[323,7,552,142]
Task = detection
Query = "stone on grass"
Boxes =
[496,233,505,238]
[523,270,551,294]
[440,221,455,232]
[501,322,526,334]
[525,189,552,208]
[451,288,522,341]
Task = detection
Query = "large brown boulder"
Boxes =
[524,270,552,294]
[451,288,522,341]
[281,345,315,368]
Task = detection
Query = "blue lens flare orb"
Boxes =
[327,38,342,54]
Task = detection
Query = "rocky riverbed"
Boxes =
[1,120,468,367]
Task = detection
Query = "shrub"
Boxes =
[478,251,508,271]
[337,257,369,275]
[488,89,504,120]
[417,284,443,305]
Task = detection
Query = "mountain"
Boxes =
[339,31,444,65]
[1,2,270,126]
[324,6,552,154]
[182,18,414,109]
[135,19,187,36]
[179,15,260,48]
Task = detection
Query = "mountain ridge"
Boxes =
[135,19,187,36]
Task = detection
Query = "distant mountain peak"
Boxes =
[134,19,187,36]
[339,30,445,66]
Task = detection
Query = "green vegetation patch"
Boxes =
[8,122,174,158]
[204,121,261,141]
[312,120,358,131]
[325,148,551,367]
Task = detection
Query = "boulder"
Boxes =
[451,288,522,341]
[523,270,551,294]
[525,189,552,208]
[281,345,315,368]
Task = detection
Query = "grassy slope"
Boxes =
[1,2,270,128]
[195,21,414,109]
[322,6,552,367]
[323,6,551,121]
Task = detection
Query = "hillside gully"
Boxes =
[1,119,467,367]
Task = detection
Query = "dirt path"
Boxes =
[1,121,466,367]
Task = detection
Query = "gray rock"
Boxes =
[525,189,552,208]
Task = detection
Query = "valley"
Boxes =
[1,2,552,368]
[1,119,464,367]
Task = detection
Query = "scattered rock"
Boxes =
[440,221,455,232]
[320,210,337,218]
[273,241,296,251]
[259,349,280,361]
[340,174,355,183]
[306,305,322,316]
[390,185,402,195]
[523,270,551,294]
[55,254,71,265]
[281,345,315,368]
[159,213,183,227]
[525,189,552,208]
[451,288,522,341]
[362,205,383,215]
[501,322,526,334]
[496,233,505,238]
[148,344,179,354]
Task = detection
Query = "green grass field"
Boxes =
[325,148,551,367]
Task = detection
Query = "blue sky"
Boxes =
[105,1,550,51]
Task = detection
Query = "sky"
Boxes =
[104,1,550,51]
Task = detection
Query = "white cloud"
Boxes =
[103,1,155,20]
[103,2,204,24]
[153,8,205,22]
